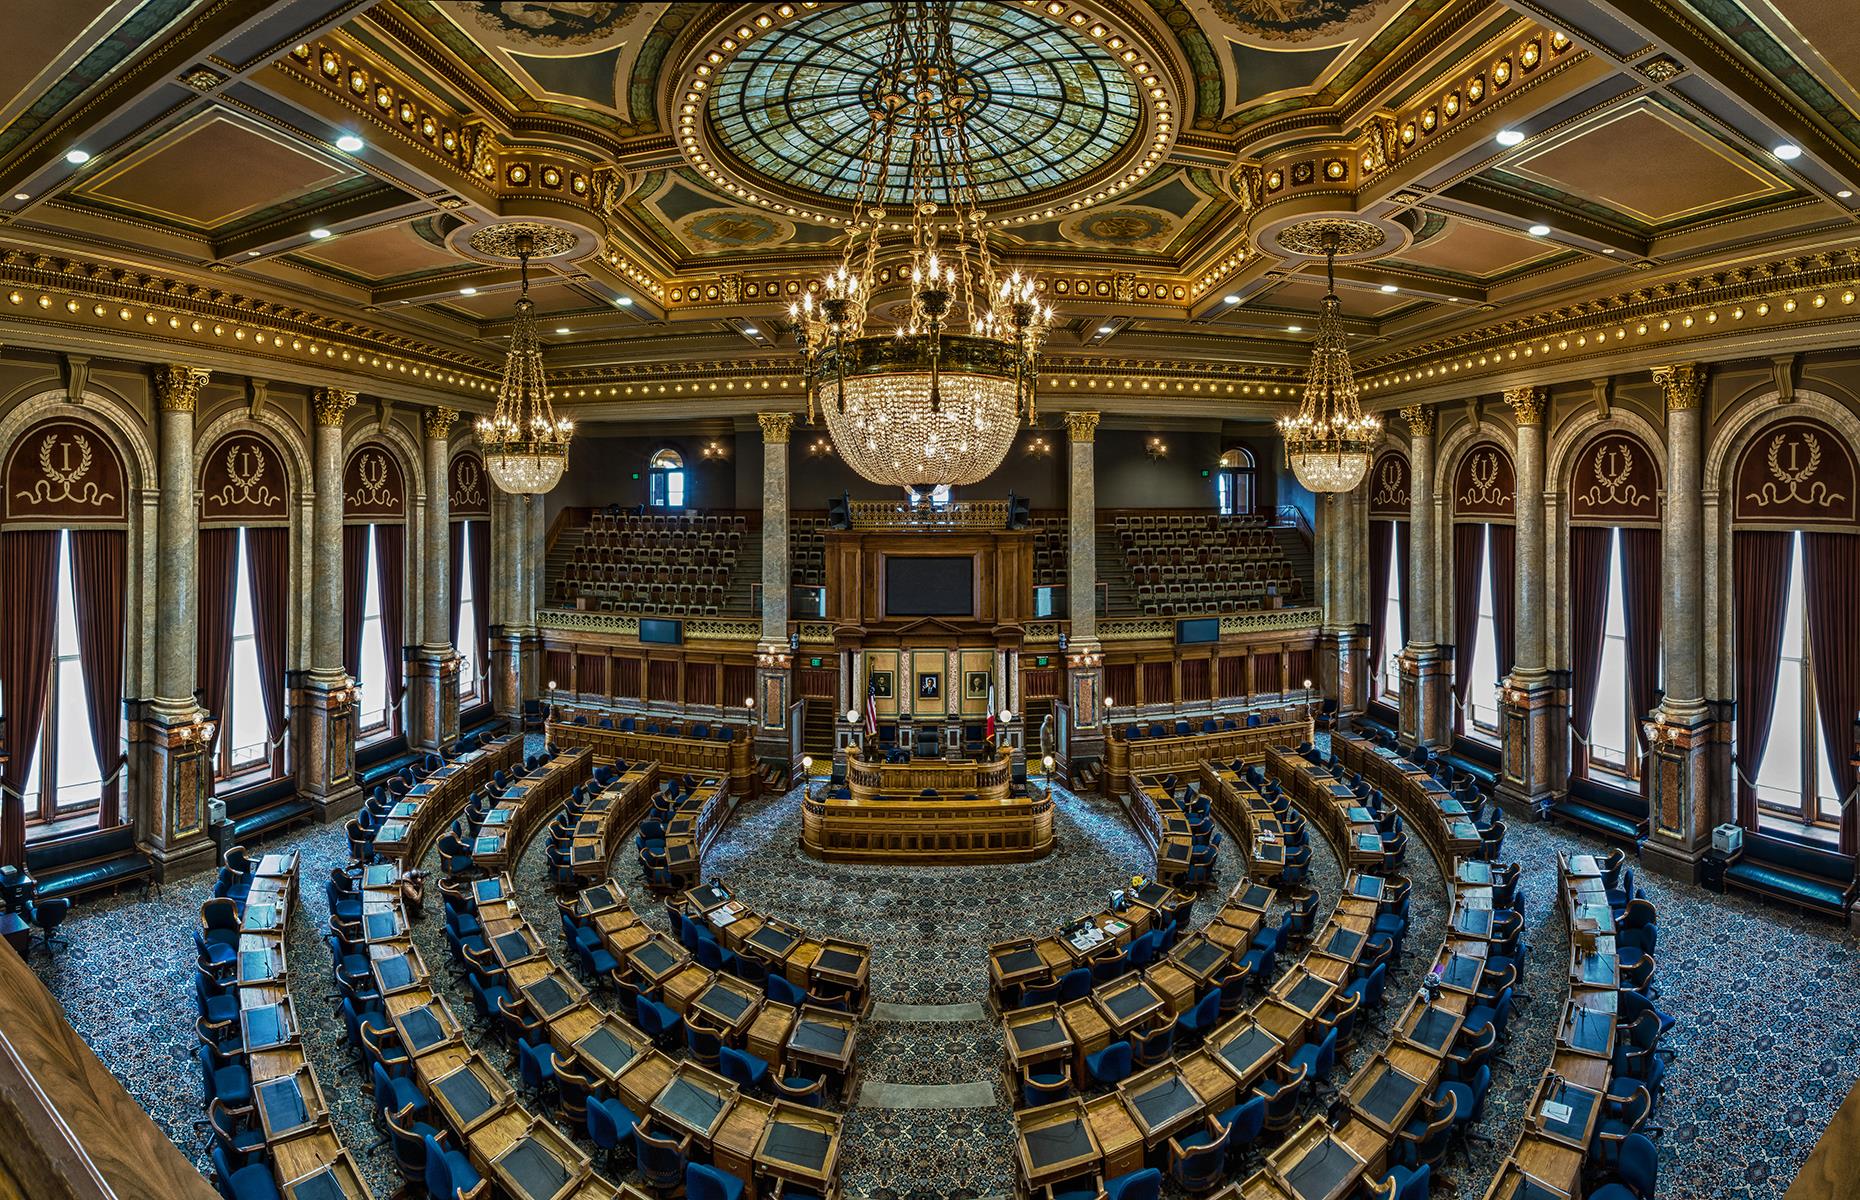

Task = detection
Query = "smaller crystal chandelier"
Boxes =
[1277,231,1380,493]
[477,232,574,494]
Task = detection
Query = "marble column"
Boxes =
[290,387,362,821]
[134,365,215,880]
[1317,485,1369,719]
[1643,364,1725,879]
[1062,411,1105,785]
[1497,386,1560,816]
[407,408,459,752]
[1398,405,1451,748]
[754,412,795,767]
[491,491,537,721]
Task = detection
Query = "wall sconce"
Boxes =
[806,436,834,457]
[700,441,726,460]
[1146,436,1168,461]
[1025,434,1052,456]
[183,714,218,746]
[1067,647,1102,668]
[756,645,791,669]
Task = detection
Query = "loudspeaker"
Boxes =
[827,492,852,529]
[1006,492,1030,529]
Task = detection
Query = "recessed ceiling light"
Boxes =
[1287,325,1303,333]
[1773,143,1802,160]
[246,250,261,257]
[616,297,633,307]
[335,134,365,153]
[1528,223,1551,236]
[459,286,477,295]
[64,149,89,165]
[1602,248,1617,254]
[1840,190,1854,199]
[1223,294,1241,304]
[555,326,571,335]
[308,227,331,239]
[1097,324,1115,334]
[1379,284,1398,293]
[1495,129,1525,147]
[11,192,27,201]
[743,325,759,336]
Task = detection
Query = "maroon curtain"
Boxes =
[1488,523,1516,682]
[374,522,407,711]
[0,531,60,865]
[1802,532,1860,853]
[1368,519,1392,697]
[244,527,290,751]
[1451,523,1485,718]
[470,520,492,686]
[1393,520,1411,647]
[1566,526,1613,780]
[342,525,371,680]
[1618,527,1663,753]
[69,531,127,829]
[196,529,239,766]
[448,521,467,647]
[1734,531,1795,830]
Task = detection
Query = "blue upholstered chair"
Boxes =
[1132,1019,1176,1069]
[1588,1132,1659,1200]
[1021,1062,1072,1107]
[1084,1040,1134,1092]
[1057,967,1094,1003]
[206,1097,265,1167]
[1397,1090,1458,1171]
[384,1109,443,1194]
[421,1131,486,1199]
[686,1162,747,1200]
[1370,1164,1432,1200]
[198,1041,252,1111]
[1167,1116,1231,1193]
[573,925,620,981]
[633,1123,692,1194]
[1253,1061,1308,1134]
[372,1060,427,1128]
[720,1046,771,1093]
[198,898,241,973]
[684,1015,724,1070]
[1173,988,1222,1048]
[635,993,685,1048]
[1591,1082,1659,1169]
[587,1095,638,1172]
[1216,1095,1267,1169]
[1103,1169,1163,1200]
[766,972,808,1008]
[517,1038,558,1105]
[210,1145,280,1200]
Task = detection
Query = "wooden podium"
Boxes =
[801,753,1054,862]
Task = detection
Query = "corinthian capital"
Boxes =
[1400,404,1435,436]
[313,388,357,427]
[757,411,795,444]
[1063,410,1100,443]
[157,364,210,412]
[424,406,457,440]
[1651,363,1704,412]
[1503,386,1546,426]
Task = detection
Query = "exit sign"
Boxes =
[809,657,823,668]
[1035,656,1050,667]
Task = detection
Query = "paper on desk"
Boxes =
[1541,1100,1572,1125]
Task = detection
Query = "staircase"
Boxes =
[1095,521,1138,614]
[1271,523,1316,606]
[801,699,836,762]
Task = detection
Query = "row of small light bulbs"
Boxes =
[539,374,1298,400]
[674,0,1176,226]
[4,288,494,389]
[1362,287,1860,390]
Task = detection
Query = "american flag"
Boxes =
[865,679,880,737]
[985,680,997,741]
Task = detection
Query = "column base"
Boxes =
[1497,671,1564,819]
[406,647,461,753]
[1640,700,1732,880]
[1317,627,1370,717]
[1063,662,1106,786]
[127,699,219,882]
[490,628,538,721]
[1397,645,1454,750]
[290,672,362,821]
[754,659,795,770]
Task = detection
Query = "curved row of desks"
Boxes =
[569,762,659,881]
[546,715,758,799]
[1007,761,1384,1195]
[473,748,594,874]
[372,734,525,867]
[236,851,380,1198]
[1102,715,1314,796]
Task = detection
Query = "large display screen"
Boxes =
[639,618,683,644]
[1177,617,1221,645]
[885,556,975,616]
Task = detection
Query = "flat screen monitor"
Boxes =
[884,556,974,616]
[639,618,682,645]
[1177,617,1220,644]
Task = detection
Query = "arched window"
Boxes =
[1216,448,1256,515]
[649,448,685,508]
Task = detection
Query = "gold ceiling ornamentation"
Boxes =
[1273,217,1391,259]
[1064,410,1101,442]
[756,411,795,443]
[1640,56,1684,83]
[1652,363,1705,411]
[313,388,356,426]
[466,221,579,261]
[156,364,209,412]
[1401,404,1435,436]
[423,406,456,438]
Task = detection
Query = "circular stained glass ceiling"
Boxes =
[706,1,1143,208]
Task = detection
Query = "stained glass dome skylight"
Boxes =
[706,1,1143,207]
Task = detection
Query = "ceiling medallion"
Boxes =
[466,221,579,261]
[1274,217,1390,259]
[787,0,1052,492]
[1277,229,1380,493]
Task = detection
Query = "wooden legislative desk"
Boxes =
[372,734,524,867]
[987,880,1194,1010]
[804,754,1052,862]
[470,747,592,874]
[660,777,733,890]
[1126,773,1199,887]
[1265,745,1386,871]
[547,714,757,798]
[1199,762,1298,884]
[682,881,874,1019]
[1101,713,1312,797]
[1332,734,1485,862]
[570,761,659,880]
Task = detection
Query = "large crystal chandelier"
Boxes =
[1277,231,1380,493]
[477,233,574,494]
[787,0,1052,491]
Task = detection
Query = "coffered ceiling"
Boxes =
[1,0,1859,422]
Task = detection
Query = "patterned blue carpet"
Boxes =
[22,739,1860,1199]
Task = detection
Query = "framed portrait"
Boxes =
[966,671,991,699]
[870,671,893,698]
[916,672,942,700]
